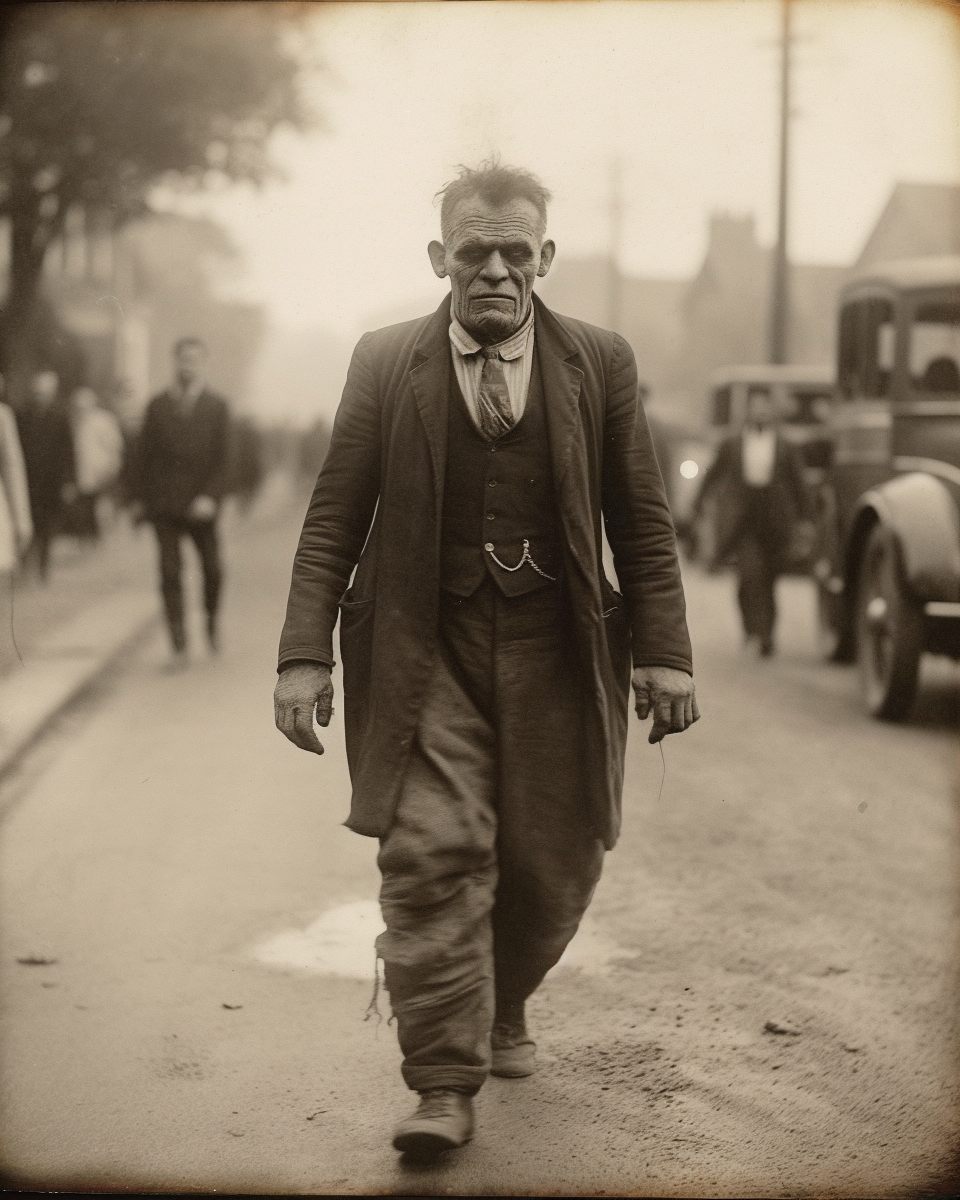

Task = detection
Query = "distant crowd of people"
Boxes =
[0,368,125,586]
[0,338,276,666]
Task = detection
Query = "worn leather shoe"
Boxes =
[392,1089,474,1156]
[491,1017,536,1078]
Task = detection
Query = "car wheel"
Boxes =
[855,524,924,720]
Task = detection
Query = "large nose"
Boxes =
[479,249,510,283]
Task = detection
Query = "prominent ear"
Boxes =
[537,239,556,278]
[428,240,448,279]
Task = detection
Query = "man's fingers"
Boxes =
[315,687,334,728]
[276,703,325,754]
[691,693,701,723]
[648,698,673,744]
[275,701,294,738]
[634,691,651,721]
[292,706,325,754]
[671,698,686,732]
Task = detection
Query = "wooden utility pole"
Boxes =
[768,0,792,364]
[607,157,624,334]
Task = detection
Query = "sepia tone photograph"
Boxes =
[0,0,957,1195]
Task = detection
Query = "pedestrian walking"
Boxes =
[16,369,74,583]
[274,162,699,1157]
[694,384,812,656]
[132,338,232,664]
[67,386,125,543]
[0,378,33,577]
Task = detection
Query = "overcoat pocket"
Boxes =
[338,596,375,698]
[338,596,376,780]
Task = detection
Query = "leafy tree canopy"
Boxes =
[0,1,309,228]
[0,1,312,392]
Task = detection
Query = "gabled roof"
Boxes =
[855,183,960,271]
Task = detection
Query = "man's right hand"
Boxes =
[274,662,334,755]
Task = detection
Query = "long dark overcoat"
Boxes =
[279,294,692,850]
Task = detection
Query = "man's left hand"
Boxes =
[632,666,700,744]
[188,494,217,521]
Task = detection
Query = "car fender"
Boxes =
[851,473,960,602]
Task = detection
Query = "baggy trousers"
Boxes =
[152,516,222,651]
[375,578,606,1095]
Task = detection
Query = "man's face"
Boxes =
[174,344,206,388]
[428,196,555,345]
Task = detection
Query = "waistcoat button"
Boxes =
[484,542,494,551]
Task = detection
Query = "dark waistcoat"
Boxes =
[440,348,563,597]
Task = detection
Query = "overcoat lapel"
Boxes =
[409,296,453,528]
[533,293,583,490]
[532,295,596,593]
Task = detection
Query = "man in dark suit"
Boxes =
[17,369,75,582]
[694,385,812,656]
[274,163,699,1156]
[133,338,231,663]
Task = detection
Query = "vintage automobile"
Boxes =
[676,363,835,565]
[813,255,960,718]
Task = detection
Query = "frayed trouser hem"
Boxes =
[401,1066,486,1095]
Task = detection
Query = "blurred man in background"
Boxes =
[132,337,232,665]
[694,384,812,656]
[16,369,74,583]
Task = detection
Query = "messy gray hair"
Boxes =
[438,159,552,240]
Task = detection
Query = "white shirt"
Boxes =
[448,306,535,428]
[741,425,777,487]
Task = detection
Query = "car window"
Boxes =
[838,298,894,399]
[909,299,960,393]
[787,389,834,425]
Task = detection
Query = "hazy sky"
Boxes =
[165,0,960,339]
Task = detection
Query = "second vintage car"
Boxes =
[814,254,960,718]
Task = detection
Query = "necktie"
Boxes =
[475,348,516,440]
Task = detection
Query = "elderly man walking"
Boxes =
[275,163,698,1156]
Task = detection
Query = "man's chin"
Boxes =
[464,307,518,345]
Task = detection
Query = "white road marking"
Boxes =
[253,899,384,979]
[253,901,628,980]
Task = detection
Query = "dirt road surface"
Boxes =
[1,512,957,1197]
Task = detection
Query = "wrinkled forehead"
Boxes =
[444,196,545,249]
